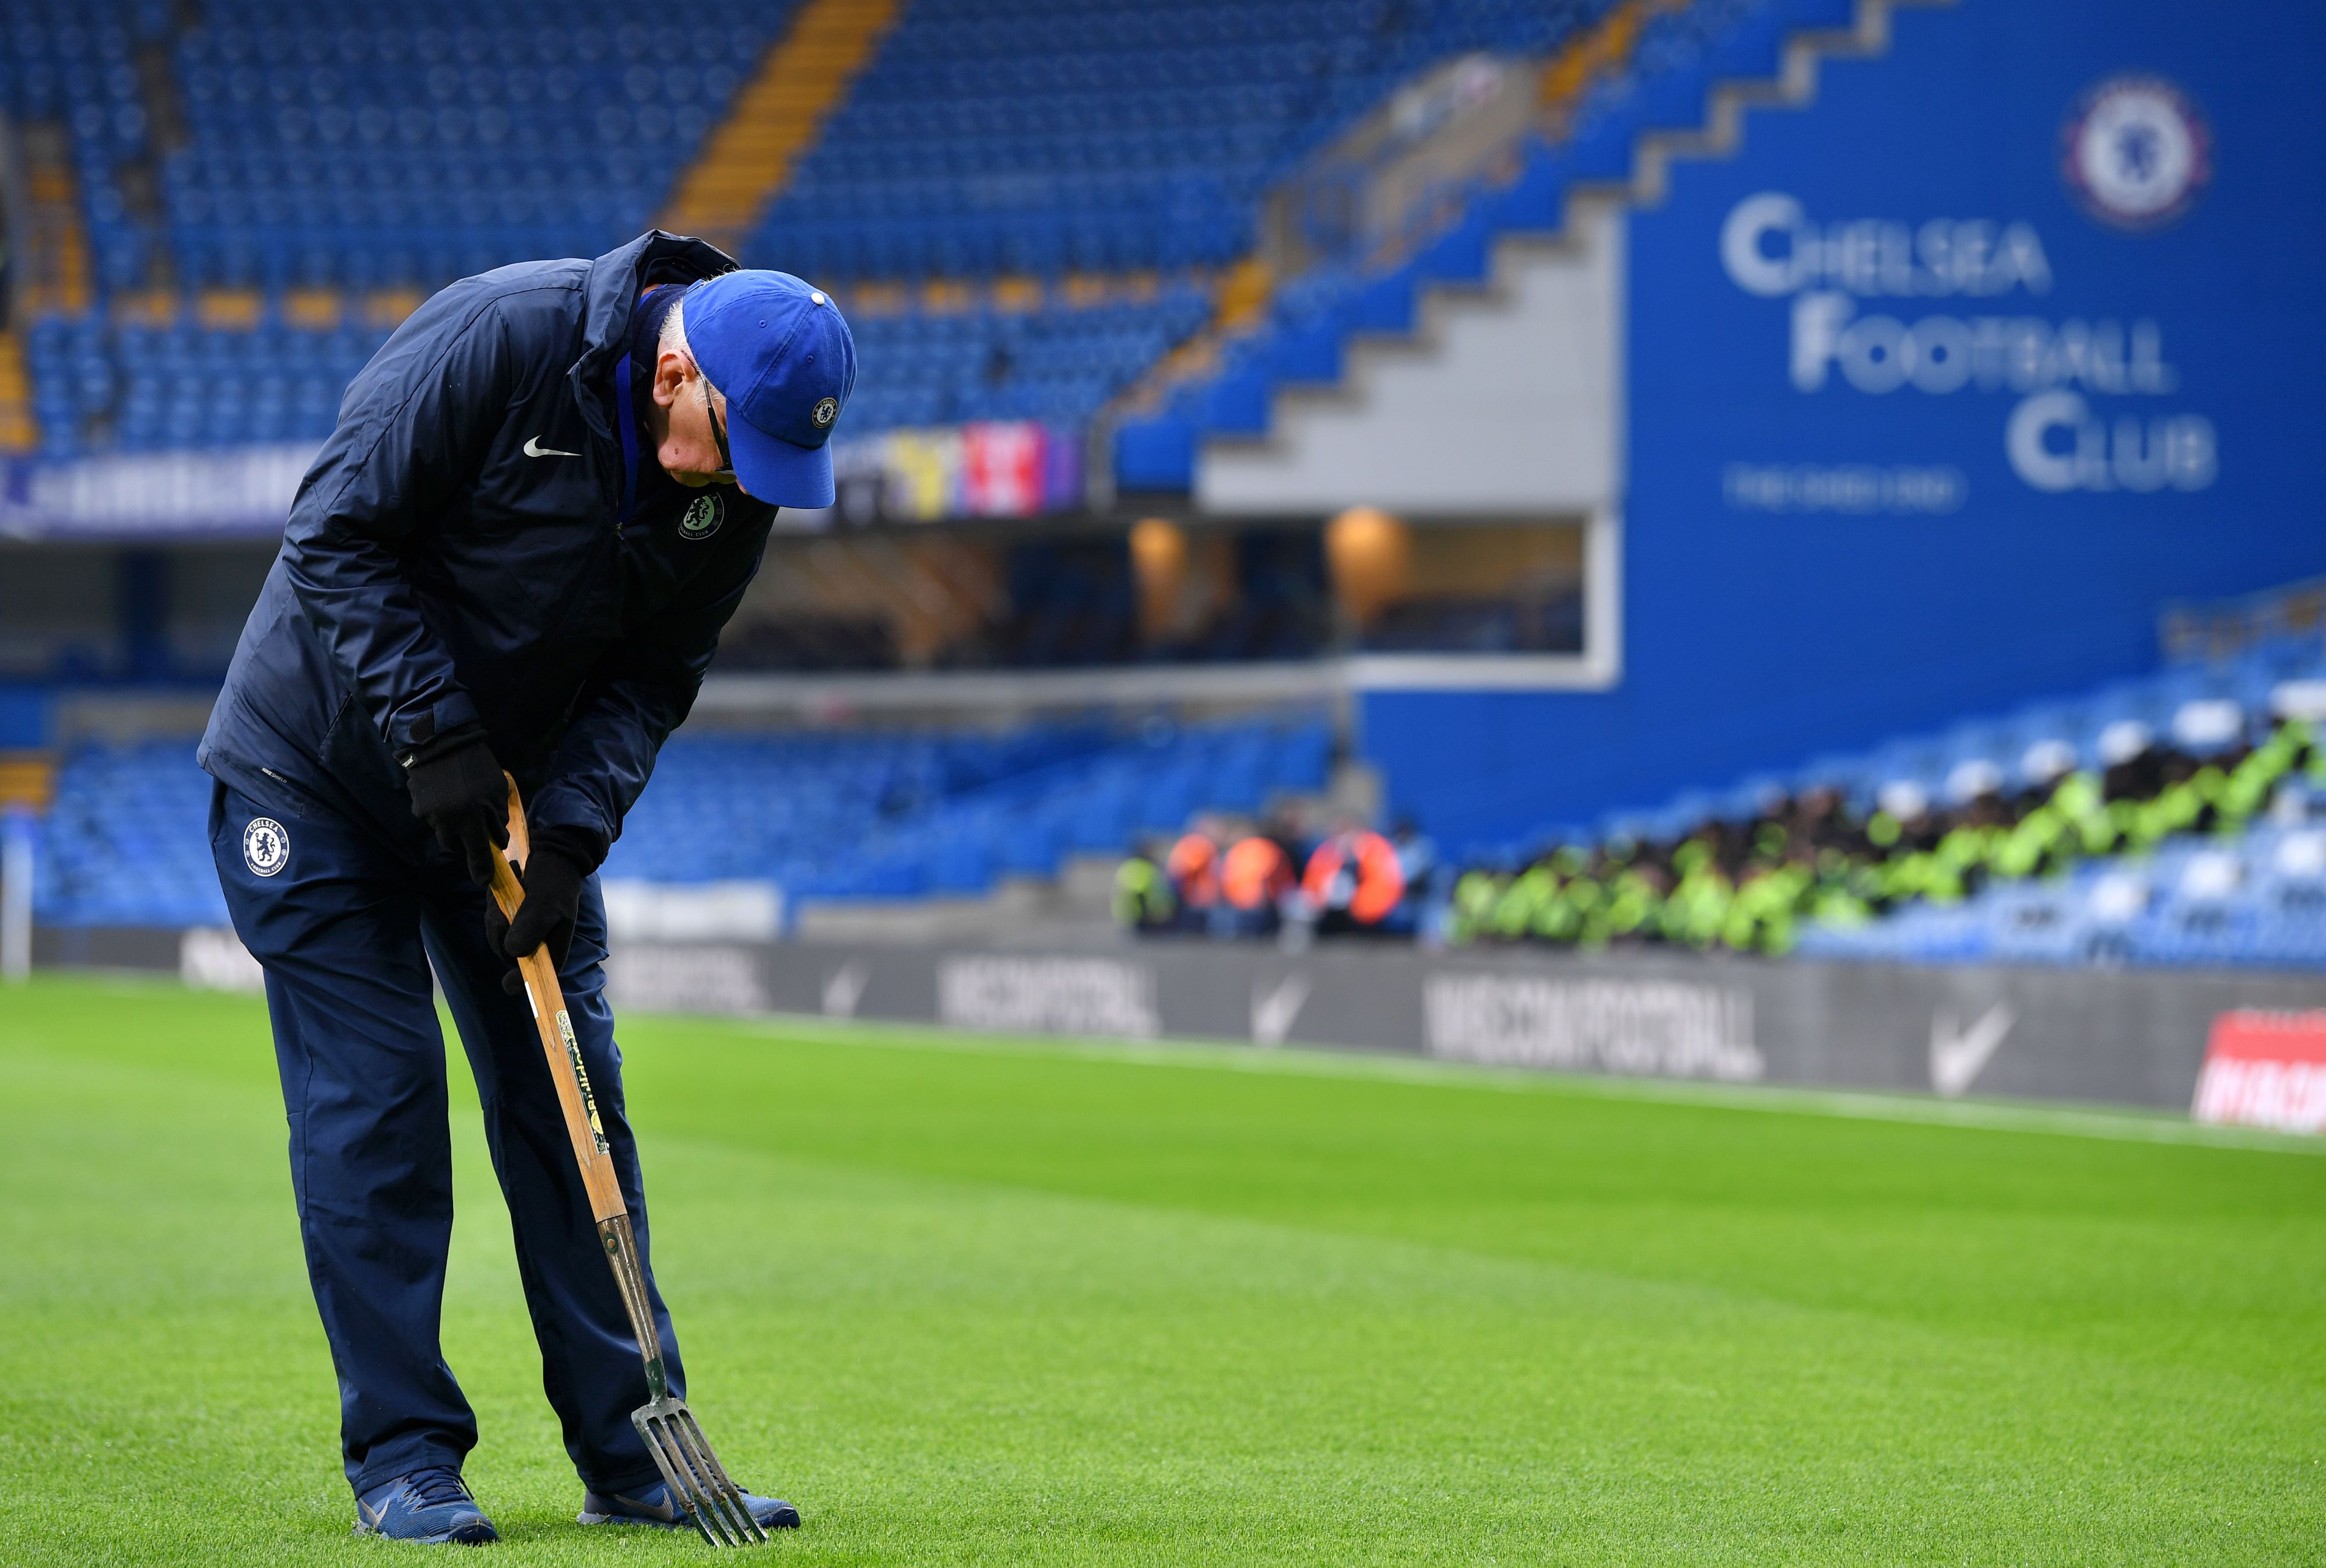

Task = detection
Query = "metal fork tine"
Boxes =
[670,1408,755,1548]
[633,1410,712,1543]
[686,1420,760,1545]
[667,1404,763,1544]
[656,1412,740,1548]
[695,1428,768,1545]
[636,1407,730,1546]
[673,1405,762,1542]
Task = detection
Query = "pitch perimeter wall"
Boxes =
[599,939,2326,1115]
[49,926,2325,1116]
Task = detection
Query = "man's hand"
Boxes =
[402,724,508,887]
[484,837,587,994]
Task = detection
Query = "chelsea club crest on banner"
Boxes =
[2061,74,2211,231]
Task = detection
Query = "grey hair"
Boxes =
[659,294,690,360]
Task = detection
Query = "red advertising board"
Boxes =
[2191,1010,2326,1134]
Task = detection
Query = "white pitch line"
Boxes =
[737,1012,2325,1157]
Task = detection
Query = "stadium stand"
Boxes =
[750,0,1604,282]
[23,308,395,453]
[1116,0,1835,487]
[3,0,2318,990]
[1,0,164,298]
[9,0,1632,460]
[609,712,1332,899]
[32,737,224,927]
[27,713,1333,925]
[660,0,902,255]
[8,0,798,456]
[163,1,797,292]
[1425,638,2326,969]
[3,0,800,300]
[839,281,1210,437]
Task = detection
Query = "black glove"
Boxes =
[401,723,509,887]
[484,832,589,994]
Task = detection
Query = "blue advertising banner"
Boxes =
[0,444,317,542]
[1367,0,2326,847]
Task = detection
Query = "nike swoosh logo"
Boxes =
[523,436,582,458]
[612,1490,681,1523]
[1930,1001,2016,1099]
[823,961,869,1018]
[1250,973,1310,1046]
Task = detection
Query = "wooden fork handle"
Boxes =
[489,774,627,1225]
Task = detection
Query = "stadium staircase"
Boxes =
[662,0,904,258]
[1112,0,1948,490]
[11,116,102,455]
[0,754,57,813]
[0,333,39,453]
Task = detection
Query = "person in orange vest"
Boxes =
[1302,822,1408,936]
[1165,820,1223,931]
[1219,829,1297,936]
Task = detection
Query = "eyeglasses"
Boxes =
[698,369,735,483]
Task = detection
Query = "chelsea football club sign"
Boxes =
[1709,58,2226,507]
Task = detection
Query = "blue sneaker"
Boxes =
[578,1478,800,1532]
[354,1468,499,1545]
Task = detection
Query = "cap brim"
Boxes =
[726,414,835,509]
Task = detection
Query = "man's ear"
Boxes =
[651,348,689,409]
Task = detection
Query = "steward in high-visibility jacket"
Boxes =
[1302,828,1407,933]
[1113,853,1177,932]
[1222,835,1295,911]
[1166,831,1221,914]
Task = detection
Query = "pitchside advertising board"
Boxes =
[2193,1010,2326,1137]
[155,922,2326,1133]
[1366,0,2326,846]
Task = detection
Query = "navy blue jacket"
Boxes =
[201,233,776,863]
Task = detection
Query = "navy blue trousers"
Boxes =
[208,777,685,1496]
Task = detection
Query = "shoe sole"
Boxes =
[353,1520,500,1545]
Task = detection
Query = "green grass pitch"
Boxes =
[2,975,2323,1565]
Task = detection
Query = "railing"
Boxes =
[2160,575,2326,665]
[1263,53,1542,278]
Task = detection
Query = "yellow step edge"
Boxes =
[660,0,908,253]
[0,757,58,810]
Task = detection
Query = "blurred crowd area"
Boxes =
[1117,631,2326,971]
[1118,721,2321,954]
[1443,718,2318,958]
[1116,813,1437,940]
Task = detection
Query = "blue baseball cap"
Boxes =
[683,270,856,508]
